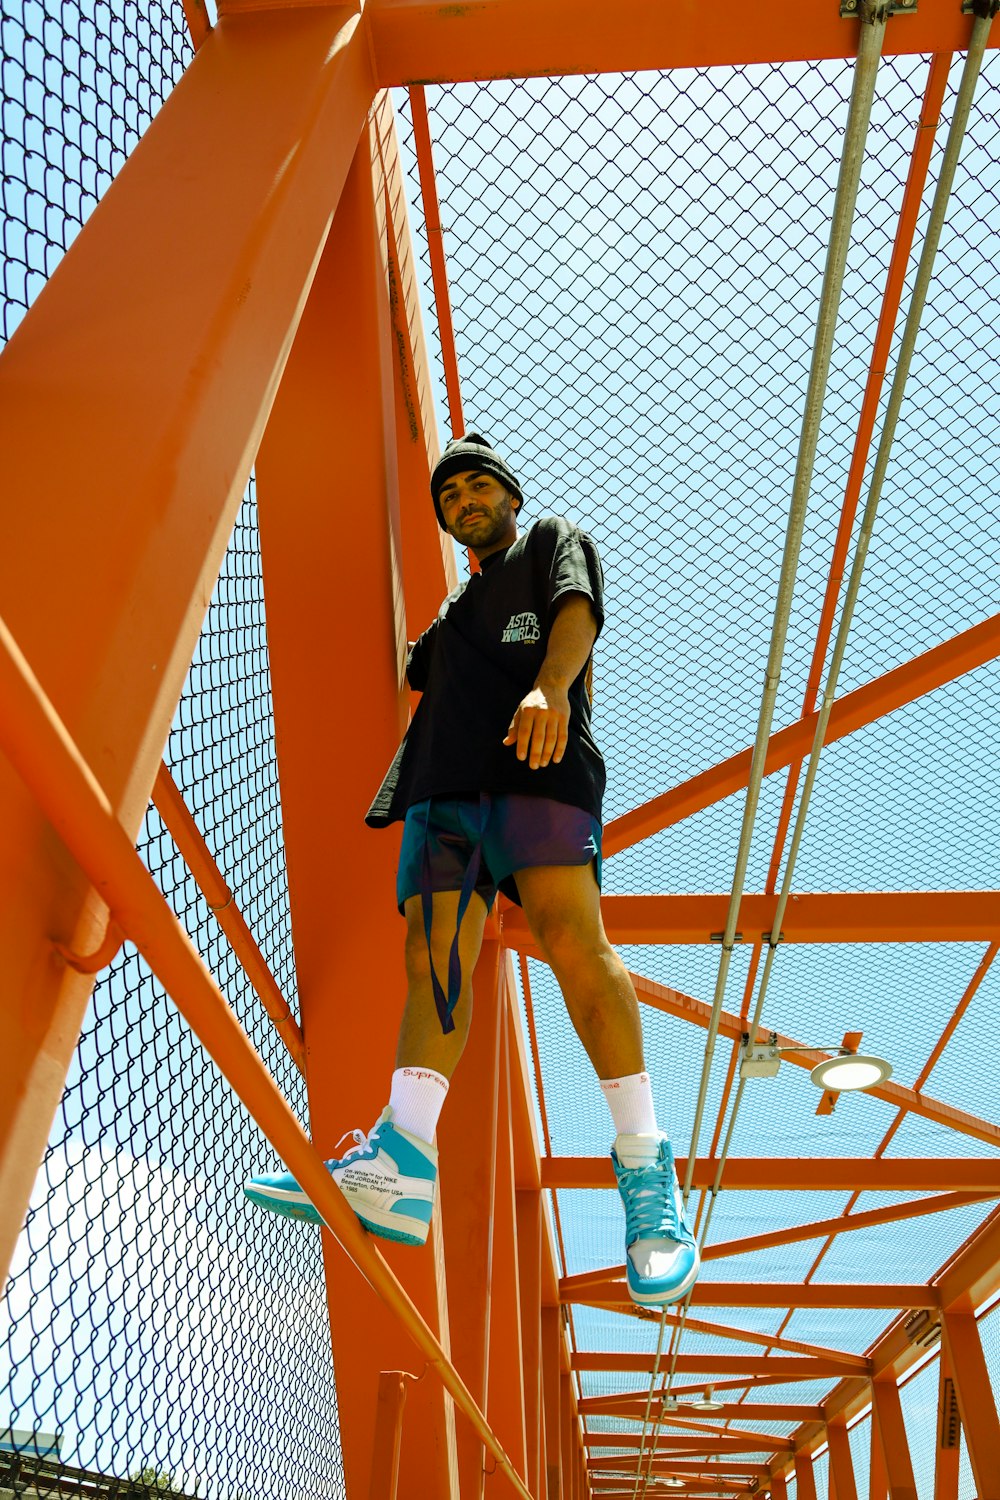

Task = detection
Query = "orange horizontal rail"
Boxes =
[542,1157,1000,1192]
[579,1401,824,1424]
[0,609,536,1500]
[560,1275,938,1309]
[367,0,998,85]
[503,889,1000,948]
[572,1354,867,1378]
[586,1434,795,1453]
[605,613,1000,857]
[151,762,307,1076]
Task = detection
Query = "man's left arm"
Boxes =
[503,593,597,770]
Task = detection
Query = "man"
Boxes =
[246,434,699,1306]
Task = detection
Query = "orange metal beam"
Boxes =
[370,1371,409,1500]
[439,940,504,1500]
[794,1453,819,1500]
[504,890,1000,949]
[369,92,457,631]
[518,1189,545,1498]
[939,1310,1000,1500]
[256,131,460,1500]
[573,1355,864,1379]
[828,1419,859,1500]
[543,1158,1000,1193]
[0,578,534,1500]
[869,1414,888,1500]
[587,1434,793,1454]
[407,85,465,437]
[488,1008,530,1483]
[588,1459,768,1477]
[630,972,1000,1149]
[576,1307,866,1369]
[542,1307,563,1500]
[366,0,997,84]
[151,763,306,1074]
[770,1475,788,1500]
[561,1276,936,1310]
[933,1350,960,1500]
[604,614,1000,857]
[870,1379,918,1500]
[579,1402,823,1425]
[701,1192,995,1263]
[0,2,374,1290]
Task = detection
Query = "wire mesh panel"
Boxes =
[1,482,345,1497]
[1,0,192,344]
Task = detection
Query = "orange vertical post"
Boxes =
[940,1310,1000,1500]
[870,1379,918,1500]
[517,1188,545,1498]
[827,1423,857,1500]
[869,1414,888,1500]
[438,940,504,1500]
[542,1307,564,1500]
[771,1472,789,1500]
[370,1372,409,1500]
[488,1007,530,1480]
[0,4,372,1285]
[795,1451,819,1500]
[934,1351,960,1500]
[255,131,457,1500]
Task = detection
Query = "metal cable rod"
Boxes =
[657,0,994,1429]
[681,2,889,1204]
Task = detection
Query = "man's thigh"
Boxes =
[513,862,606,943]
[403,889,490,972]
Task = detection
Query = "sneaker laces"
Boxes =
[332,1127,371,1163]
[619,1160,683,1246]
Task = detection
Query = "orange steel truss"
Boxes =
[2,3,1000,1500]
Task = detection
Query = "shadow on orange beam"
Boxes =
[603,613,1000,858]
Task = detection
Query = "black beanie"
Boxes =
[429,433,524,529]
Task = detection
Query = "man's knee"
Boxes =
[529,899,607,969]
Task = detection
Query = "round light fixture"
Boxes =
[661,1480,684,1489]
[691,1385,724,1412]
[810,1053,892,1092]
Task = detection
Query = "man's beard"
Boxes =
[455,497,514,548]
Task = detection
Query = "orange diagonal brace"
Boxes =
[630,972,1000,1149]
[701,1192,994,1262]
[151,763,306,1075]
[408,85,465,436]
[604,614,1000,857]
[575,1306,865,1369]
[0,2,374,1289]
[939,1310,1000,1500]
[0,613,535,1500]
[871,1378,918,1500]
[828,1419,859,1500]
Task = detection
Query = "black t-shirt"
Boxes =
[366,515,607,827]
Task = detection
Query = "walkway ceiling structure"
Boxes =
[1,1,999,1498]
[380,0,1000,1492]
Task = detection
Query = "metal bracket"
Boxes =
[962,0,1000,15]
[55,919,125,975]
[841,0,918,15]
[709,930,742,944]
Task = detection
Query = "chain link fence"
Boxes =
[1,3,345,1494]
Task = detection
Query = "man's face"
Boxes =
[437,470,519,556]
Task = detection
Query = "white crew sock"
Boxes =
[388,1066,450,1144]
[600,1071,659,1139]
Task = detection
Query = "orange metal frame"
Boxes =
[3,4,1000,1499]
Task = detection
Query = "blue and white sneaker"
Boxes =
[243,1107,438,1247]
[612,1132,700,1306]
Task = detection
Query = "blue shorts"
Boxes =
[397,794,602,913]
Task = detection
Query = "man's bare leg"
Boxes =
[396,888,490,1077]
[512,863,644,1078]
